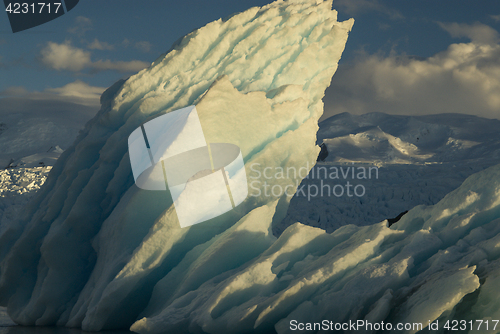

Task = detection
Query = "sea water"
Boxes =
[0,307,132,334]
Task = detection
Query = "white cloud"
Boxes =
[41,41,91,71]
[88,39,114,50]
[323,24,500,121]
[46,81,105,104]
[333,0,403,19]
[438,22,499,44]
[40,41,149,73]
[0,81,105,107]
[68,16,92,36]
[135,41,152,53]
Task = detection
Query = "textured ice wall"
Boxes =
[0,0,353,331]
[133,164,500,334]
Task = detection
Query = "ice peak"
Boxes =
[0,0,353,331]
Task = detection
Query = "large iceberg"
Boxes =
[0,0,353,331]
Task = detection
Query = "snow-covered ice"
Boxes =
[0,167,52,332]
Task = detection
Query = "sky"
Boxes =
[1,0,499,121]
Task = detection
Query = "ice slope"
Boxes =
[133,164,500,334]
[279,112,500,233]
[0,0,353,331]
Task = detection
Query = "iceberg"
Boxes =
[0,0,353,331]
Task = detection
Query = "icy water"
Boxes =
[0,308,132,334]
[0,328,132,334]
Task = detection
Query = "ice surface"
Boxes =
[0,0,353,331]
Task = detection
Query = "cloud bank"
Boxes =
[1,80,105,107]
[323,23,500,120]
[40,41,149,73]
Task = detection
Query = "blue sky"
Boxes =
[1,0,500,120]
